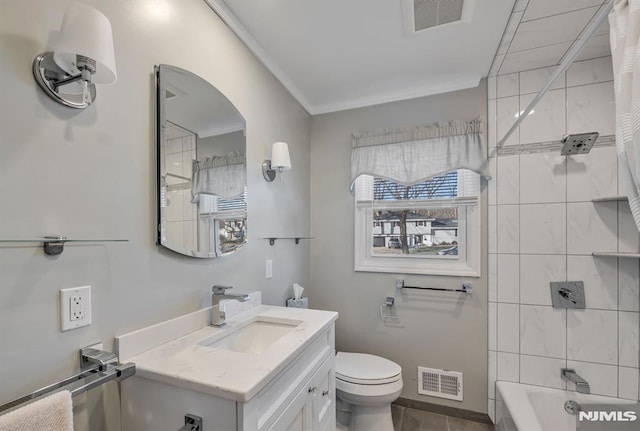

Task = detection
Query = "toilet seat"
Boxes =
[335,352,401,385]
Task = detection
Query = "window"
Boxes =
[198,188,247,254]
[354,170,480,276]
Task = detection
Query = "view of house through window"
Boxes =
[371,172,459,257]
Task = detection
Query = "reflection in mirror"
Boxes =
[156,65,247,258]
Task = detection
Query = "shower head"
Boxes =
[560,132,599,155]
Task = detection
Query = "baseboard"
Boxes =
[393,397,492,425]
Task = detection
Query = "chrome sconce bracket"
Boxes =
[33,52,96,109]
[262,159,277,182]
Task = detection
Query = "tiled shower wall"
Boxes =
[163,130,198,251]
[486,56,640,421]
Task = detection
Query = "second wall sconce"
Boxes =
[32,2,117,109]
[263,142,292,182]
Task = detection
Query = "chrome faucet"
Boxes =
[211,285,250,327]
[561,368,591,394]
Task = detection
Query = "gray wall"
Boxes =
[198,130,245,160]
[0,0,310,429]
[308,83,489,413]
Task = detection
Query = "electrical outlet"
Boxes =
[266,259,273,279]
[61,286,92,331]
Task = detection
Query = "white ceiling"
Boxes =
[489,0,611,76]
[206,0,515,114]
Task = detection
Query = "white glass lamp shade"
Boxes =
[53,3,117,84]
[271,142,291,170]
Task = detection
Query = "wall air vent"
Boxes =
[413,0,464,31]
[418,367,463,401]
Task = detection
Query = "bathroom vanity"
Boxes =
[117,297,337,431]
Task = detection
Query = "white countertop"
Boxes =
[117,305,338,402]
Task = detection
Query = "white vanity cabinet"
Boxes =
[120,312,336,431]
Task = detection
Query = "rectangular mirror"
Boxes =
[156,65,247,258]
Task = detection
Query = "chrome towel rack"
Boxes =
[0,347,135,414]
[396,279,472,294]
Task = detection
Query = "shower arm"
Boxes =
[492,0,613,154]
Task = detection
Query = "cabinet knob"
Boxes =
[308,387,319,395]
[322,390,331,397]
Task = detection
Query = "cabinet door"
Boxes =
[308,355,335,431]
[268,382,311,431]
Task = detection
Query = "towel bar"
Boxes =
[396,279,472,294]
[0,348,135,414]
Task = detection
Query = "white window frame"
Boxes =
[354,174,481,277]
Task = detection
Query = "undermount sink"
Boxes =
[199,317,302,354]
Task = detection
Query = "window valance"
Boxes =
[350,119,490,191]
[191,151,246,202]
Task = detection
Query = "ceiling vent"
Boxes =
[413,0,464,31]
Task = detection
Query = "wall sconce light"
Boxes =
[32,3,117,109]
[262,142,292,182]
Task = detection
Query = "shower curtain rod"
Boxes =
[493,0,613,152]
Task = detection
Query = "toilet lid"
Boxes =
[335,352,401,383]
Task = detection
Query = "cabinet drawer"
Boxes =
[250,327,334,431]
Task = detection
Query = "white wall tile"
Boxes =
[165,137,183,154]
[566,57,614,87]
[497,96,520,146]
[566,360,618,397]
[566,256,618,310]
[519,152,566,203]
[576,32,611,62]
[488,157,497,205]
[497,73,519,98]
[497,352,520,382]
[519,67,565,95]
[489,350,497,399]
[488,99,497,150]
[522,0,601,22]
[500,42,572,75]
[165,190,184,222]
[498,254,520,303]
[497,155,520,204]
[520,203,566,254]
[488,76,497,100]
[165,152,183,176]
[521,305,566,358]
[498,205,520,254]
[489,205,498,254]
[510,8,599,52]
[619,258,640,312]
[619,312,640,368]
[619,202,640,253]
[489,302,498,351]
[520,355,567,389]
[488,399,496,424]
[567,82,616,136]
[520,255,566,306]
[520,89,566,145]
[619,367,639,400]
[489,253,498,302]
[566,146,618,202]
[568,309,618,365]
[567,202,617,255]
[498,303,520,353]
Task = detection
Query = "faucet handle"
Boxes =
[212,285,233,294]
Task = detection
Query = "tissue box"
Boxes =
[286,297,309,308]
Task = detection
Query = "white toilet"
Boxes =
[335,352,403,431]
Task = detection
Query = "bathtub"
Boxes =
[496,381,637,431]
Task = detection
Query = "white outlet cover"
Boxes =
[61,285,92,332]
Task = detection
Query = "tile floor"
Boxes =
[392,405,495,431]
